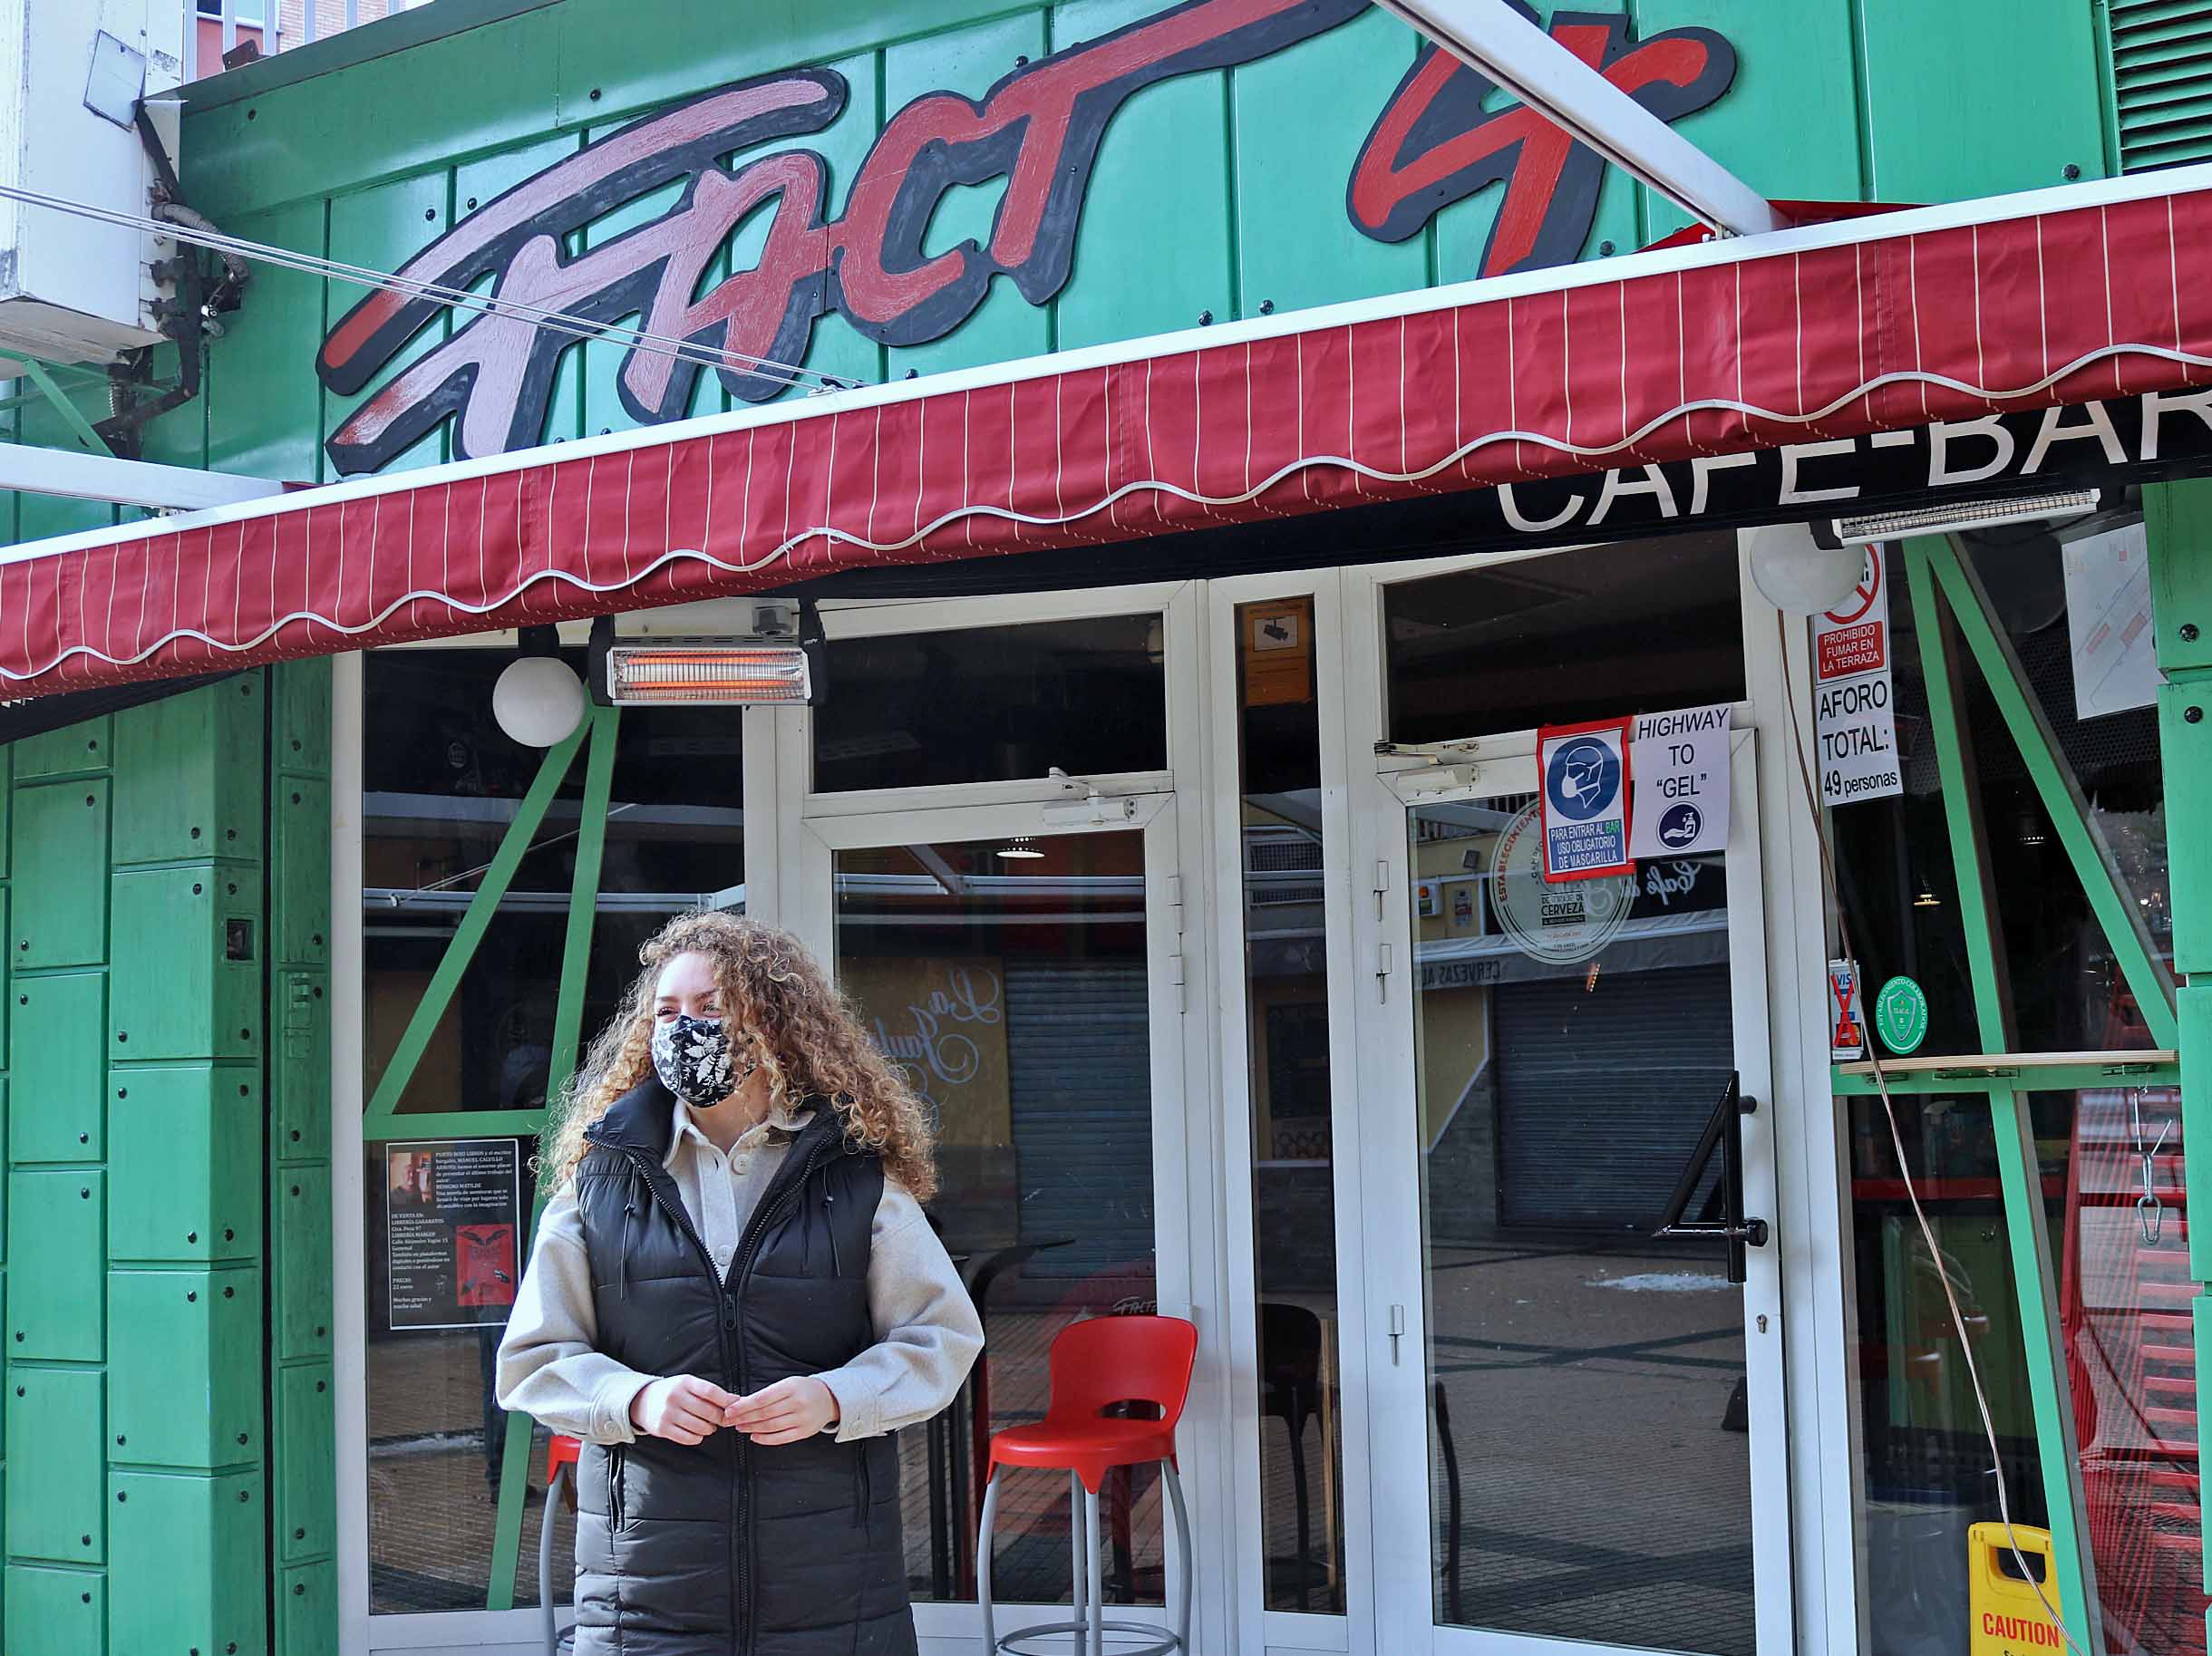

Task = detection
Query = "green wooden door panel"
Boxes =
[276,658,334,777]
[1630,0,1864,243]
[11,783,110,970]
[109,1469,266,1656]
[275,1363,335,1564]
[274,969,330,1160]
[1051,0,1233,351]
[11,718,109,780]
[1858,0,2106,201]
[9,972,106,1164]
[274,778,333,969]
[112,678,267,866]
[111,1067,264,1264]
[275,1165,335,1361]
[110,867,261,1062]
[2,1565,102,1654]
[109,1270,264,1470]
[4,1367,103,1561]
[885,13,1055,383]
[2149,479,2212,674]
[279,1560,337,1656]
[205,201,331,486]
[327,173,452,474]
[5,1173,103,1361]
[2181,986,2212,1280]
[1235,6,1424,316]
[457,135,588,449]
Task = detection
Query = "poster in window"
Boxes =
[386,1138,522,1331]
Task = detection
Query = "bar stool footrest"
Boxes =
[994,1617,1183,1656]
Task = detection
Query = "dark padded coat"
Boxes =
[567,1077,916,1656]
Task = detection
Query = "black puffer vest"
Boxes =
[568,1078,915,1656]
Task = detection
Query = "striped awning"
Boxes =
[6,164,2212,696]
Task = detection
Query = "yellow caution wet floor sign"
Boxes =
[1969,1523,2064,1653]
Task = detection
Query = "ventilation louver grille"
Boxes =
[2114,1,2212,170]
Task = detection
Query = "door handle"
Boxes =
[1654,1072,1771,1285]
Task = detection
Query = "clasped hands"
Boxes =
[630,1373,839,1447]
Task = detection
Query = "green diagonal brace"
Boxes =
[363,720,587,1128]
[487,701,620,1613]
[1906,540,2101,1651]
[0,350,110,454]
[1923,537,2179,1050]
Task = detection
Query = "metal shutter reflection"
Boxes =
[1005,963,1155,1281]
[1492,965,1734,1231]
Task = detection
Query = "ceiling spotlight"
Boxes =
[1914,886,1943,909]
[996,838,1045,861]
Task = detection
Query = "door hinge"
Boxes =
[1168,873,1187,936]
[1389,1303,1406,1364]
[1373,859,1390,920]
[1169,951,1187,1012]
[1375,942,1392,1003]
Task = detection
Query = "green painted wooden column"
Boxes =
[2144,480,2212,1650]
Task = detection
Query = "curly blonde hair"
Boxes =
[543,912,937,1200]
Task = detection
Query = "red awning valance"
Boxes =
[7,165,2212,696]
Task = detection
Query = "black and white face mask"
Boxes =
[651,1014,752,1107]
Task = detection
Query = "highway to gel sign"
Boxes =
[1629,703,1731,857]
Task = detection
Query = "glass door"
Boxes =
[1357,731,1794,1656]
[788,794,1198,1645]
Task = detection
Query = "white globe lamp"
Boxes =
[492,654,586,748]
[1747,521,1868,617]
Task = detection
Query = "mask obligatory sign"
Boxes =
[1538,716,1635,882]
[317,0,1737,474]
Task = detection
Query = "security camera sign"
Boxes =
[1538,717,1635,882]
[1813,548,1904,806]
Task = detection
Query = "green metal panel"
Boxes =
[10,783,110,969]
[2149,479,2212,674]
[1051,0,1233,350]
[11,719,109,780]
[5,1173,103,1361]
[4,1367,103,1562]
[326,173,452,472]
[276,656,334,775]
[13,379,116,545]
[2161,679,2212,979]
[274,969,330,1158]
[2185,986,2212,1281]
[1235,5,1424,313]
[1632,0,1865,241]
[108,1468,267,1656]
[9,973,105,1164]
[280,1561,337,1654]
[1,1565,102,1654]
[1858,0,2107,200]
[274,1363,335,1564]
[2110,0,2212,172]
[1829,1060,2179,1095]
[274,1164,334,1361]
[109,1269,263,1469]
[109,867,262,1062]
[275,777,332,968]
[111,678,267,866]
[885,13,1054,383]
[109,1066,263,1264]
[207,201,330,485]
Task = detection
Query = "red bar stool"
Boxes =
[540,1434,582,1655]
[977,1315,1198,1656]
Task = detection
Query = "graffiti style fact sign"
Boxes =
[317,0,1737,476]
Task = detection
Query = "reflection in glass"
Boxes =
[814,615,1167,791]
[1233,598,1347,1612]
[1410,799,1753,1655]
[361,647,747,1612]
[834,831,1159,1607]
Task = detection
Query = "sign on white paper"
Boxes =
[2062,521,2160,721]
[1813,548,1904,806]
[1628,703,1731,857]
[1828,958,1866,1060]
[1538,717,1635,881]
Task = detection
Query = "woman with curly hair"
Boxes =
[497,911,982,1656]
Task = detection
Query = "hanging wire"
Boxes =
[1776,608,2088,1654]
[0,181,857,397]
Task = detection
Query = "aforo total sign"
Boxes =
[317,0,1735,474]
